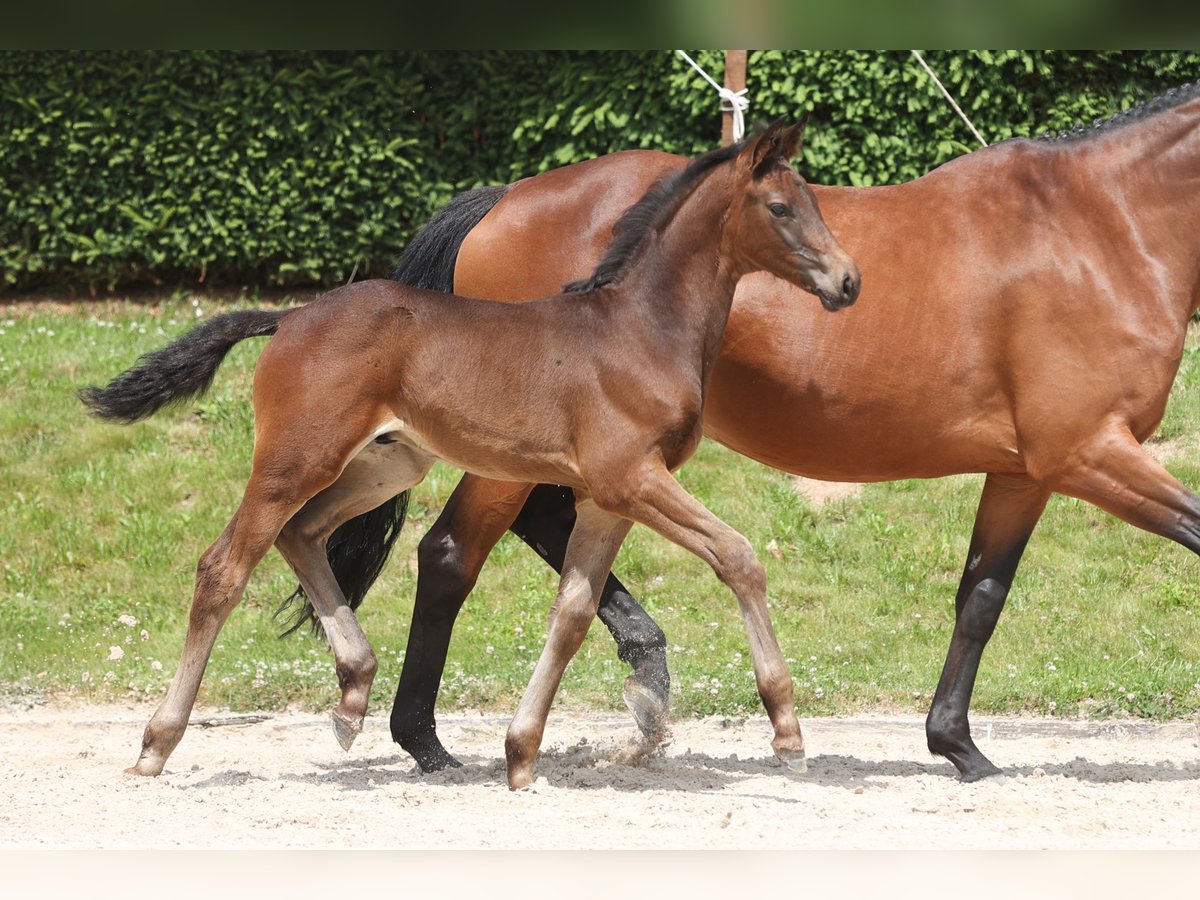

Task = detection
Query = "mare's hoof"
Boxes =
[623,676,670,741]
[404,737,463,774]
[775,747,808,774]
[332,711,364,751]
[958,762,1004,783]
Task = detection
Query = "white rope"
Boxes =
[676,50,749,141]
[910,50,989,148]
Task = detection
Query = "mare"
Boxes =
[80,121,861,788]
[329,82,1200,780]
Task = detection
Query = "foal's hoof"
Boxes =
[126,752,166,777]
[507,764,536,791]
[775,746,808,774]
[623,676,670,741]
[331,711,364,751]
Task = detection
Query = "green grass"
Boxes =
[2,298,1199,725]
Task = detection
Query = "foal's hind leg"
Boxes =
[278,442,434,751]
[505,498,633,789]
[926,473,1049,780]
[129,478,305,775]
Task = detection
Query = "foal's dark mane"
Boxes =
[563,137,749,294]
[1035,80,1200,144]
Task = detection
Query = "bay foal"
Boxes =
[82,120,860,788]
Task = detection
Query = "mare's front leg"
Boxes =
[392,476,535,771]
[926,472,1049,780]
[393,476,672,772]
[601,463,806,772]
[505,499,633,789]
[510,484,670,738]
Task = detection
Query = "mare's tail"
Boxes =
[79,309,286,423]
[274,183,511,637]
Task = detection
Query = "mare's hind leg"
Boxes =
[277,441,434,751]
[926,473,1049,780]
[505,498,633,789]
[129,477,308,775]
[1049,426,1200,552]
[598,463,806,772]
[510,484,670,739]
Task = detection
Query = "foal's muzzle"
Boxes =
[817,269,861,312]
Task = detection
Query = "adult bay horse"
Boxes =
[81,121,861,788]
[332,82,1200,780]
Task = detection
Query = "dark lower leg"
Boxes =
[390,478,532,771]
[926,474,1047,780]
[390,533,476,771]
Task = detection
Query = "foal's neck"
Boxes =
[615,165,745,373]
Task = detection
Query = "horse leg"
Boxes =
[1049,424,1200,563]
[510,483,671,739]
[600,464,806,772]
[505,498,634,789]
[925,473,1049,780]
[277,442,434,751]
[128,477,306,775]
[392,476,534,771]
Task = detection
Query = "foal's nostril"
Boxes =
[841,273,859,304]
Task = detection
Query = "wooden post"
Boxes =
[722,50,748,146]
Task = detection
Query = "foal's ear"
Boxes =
[748,117,798,179]
[779,113,809,160]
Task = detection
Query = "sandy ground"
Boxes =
[2,702,1199,854]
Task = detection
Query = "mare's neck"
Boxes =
[1077,95,1200,319]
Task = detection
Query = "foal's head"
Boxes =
[729,118,861,311]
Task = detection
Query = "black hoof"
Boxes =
[929,734,1003,781]
[957,761,1004,783]
[399,731,463,773]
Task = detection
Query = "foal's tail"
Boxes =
[273,183,511,637]
[79,309,287,424]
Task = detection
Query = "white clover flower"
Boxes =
[107,646,124,661]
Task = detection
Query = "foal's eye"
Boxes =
[768,202,789,218]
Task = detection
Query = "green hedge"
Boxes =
[3,50,1199,293]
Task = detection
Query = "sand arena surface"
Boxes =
[2,702,1198,853]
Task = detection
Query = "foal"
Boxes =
[82,120,860,788]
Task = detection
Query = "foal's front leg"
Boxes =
[610,463,806,772]
[505,499,633,789]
